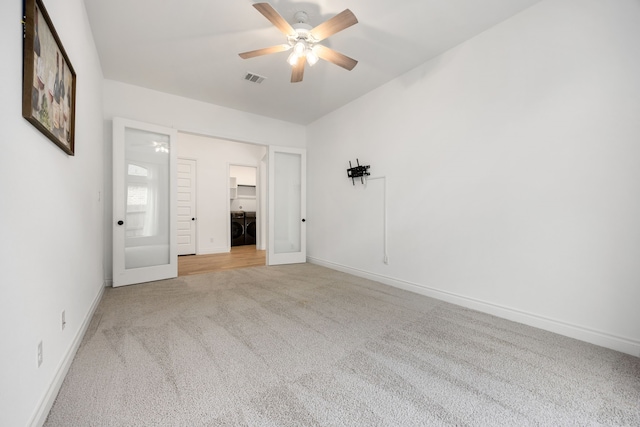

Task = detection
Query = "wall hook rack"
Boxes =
[347,159,370,185]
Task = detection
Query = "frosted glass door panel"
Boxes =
[268,146,306,265]
[274,152,301,254]
[124,128,170,269]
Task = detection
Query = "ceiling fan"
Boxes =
[239,3,358,83]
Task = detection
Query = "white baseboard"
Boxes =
[307,257,640,358]
[196,246,229,255]
[29,285,105,427]
[103,279,113,287]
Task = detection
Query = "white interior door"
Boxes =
[113,117,178,287]
[268,145,306,265]
[177,158,196,255]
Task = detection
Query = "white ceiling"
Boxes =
[84,0,542,125]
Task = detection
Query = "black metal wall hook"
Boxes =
[347,159,370,185]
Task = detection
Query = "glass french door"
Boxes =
[268,145,306,265]
[112,118,178,287]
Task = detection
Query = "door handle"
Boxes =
[117,220,124,225]
[301,218,306,222]
[192,218,195,221]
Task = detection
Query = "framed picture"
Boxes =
[22,0,76,155]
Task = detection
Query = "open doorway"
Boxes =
[229,164,258,248]
[176,132,267,275]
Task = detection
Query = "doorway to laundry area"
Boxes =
[178,245,265,276]
[177,133,266,275]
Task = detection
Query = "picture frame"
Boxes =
[22,0,76,155]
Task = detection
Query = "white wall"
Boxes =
[0,0,105,425]
[103,81,305,280]
[230,165,258,186]
[307,0,640,356]
[179,134,266,254]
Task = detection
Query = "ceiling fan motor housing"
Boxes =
[293,11,308,24]
[290,22,315,44]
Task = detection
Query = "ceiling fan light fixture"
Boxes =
[293,40,306,55]
[306,49,319,66]
[287,52,300,66]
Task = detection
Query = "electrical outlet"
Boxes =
[61,310,66,330]
[37,341,43,367]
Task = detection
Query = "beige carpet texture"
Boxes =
[45,264,639,426]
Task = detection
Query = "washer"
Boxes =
[245,211,256,245]
[231,211,245,246]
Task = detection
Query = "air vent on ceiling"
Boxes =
[243,72,266,84]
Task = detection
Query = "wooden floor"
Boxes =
[178,245,266,276]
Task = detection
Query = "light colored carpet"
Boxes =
[45,264,639,426]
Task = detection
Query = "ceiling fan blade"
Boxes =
[253,3,295,36]
[315,45,358,71]
[239,44,291,59]
[310,9,358,42]
[291,56,305,83]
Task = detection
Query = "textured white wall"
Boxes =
[102,81,305,280]
[179,134,265,254]
[307,0,640,356]
[102,80,306,148]
[0,0,105,425]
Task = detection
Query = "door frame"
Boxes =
[227,162,262,251]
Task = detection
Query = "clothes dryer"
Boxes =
[231,211,245,246]
[245,212,256,245]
